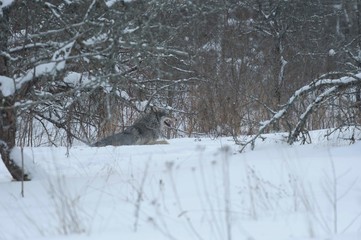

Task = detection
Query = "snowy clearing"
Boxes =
[1,128,361,240]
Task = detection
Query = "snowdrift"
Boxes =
[0,128,360,240]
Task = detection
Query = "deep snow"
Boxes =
[1,129,361,240]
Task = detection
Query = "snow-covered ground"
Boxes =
[1,128,361,240]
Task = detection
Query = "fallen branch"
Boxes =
[237,72,361,152]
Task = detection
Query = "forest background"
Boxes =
[0,0,360,179]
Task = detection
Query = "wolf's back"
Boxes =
[92,128,140,147]
[91,123,155,146]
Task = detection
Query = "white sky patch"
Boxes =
[0,0,14,16]
[0,76,15,97]
[64,72,93,87]
[101,81,113,93]
[227,18,239,27]
[117,90,130,100]
[105,0,134,8]
[202,40,221,52]
[135,100,148,111]
[64,71,82,85]
[104,0,117,7]
[328,49,336,56]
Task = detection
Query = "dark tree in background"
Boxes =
[0,0,360,180]
[191,0,361,135]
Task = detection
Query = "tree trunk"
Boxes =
[0,3,30,181]
[356,0,361,112]
[0,97,29,181]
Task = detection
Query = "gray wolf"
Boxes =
[92,108,173,147]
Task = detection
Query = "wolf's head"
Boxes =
[151,108,174,129]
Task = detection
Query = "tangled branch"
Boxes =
[238,72,361,152]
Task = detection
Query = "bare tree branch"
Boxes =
[238,73,361,152]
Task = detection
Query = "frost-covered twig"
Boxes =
[133,163,149,232]
[287,86,339,144]
[238,72,361,152]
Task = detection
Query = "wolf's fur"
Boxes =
[92,108,172,147]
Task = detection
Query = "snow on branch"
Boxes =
[287,86,338,145]
[15,41,75,92]
[237,72,361,152]
[0,41,74,98]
